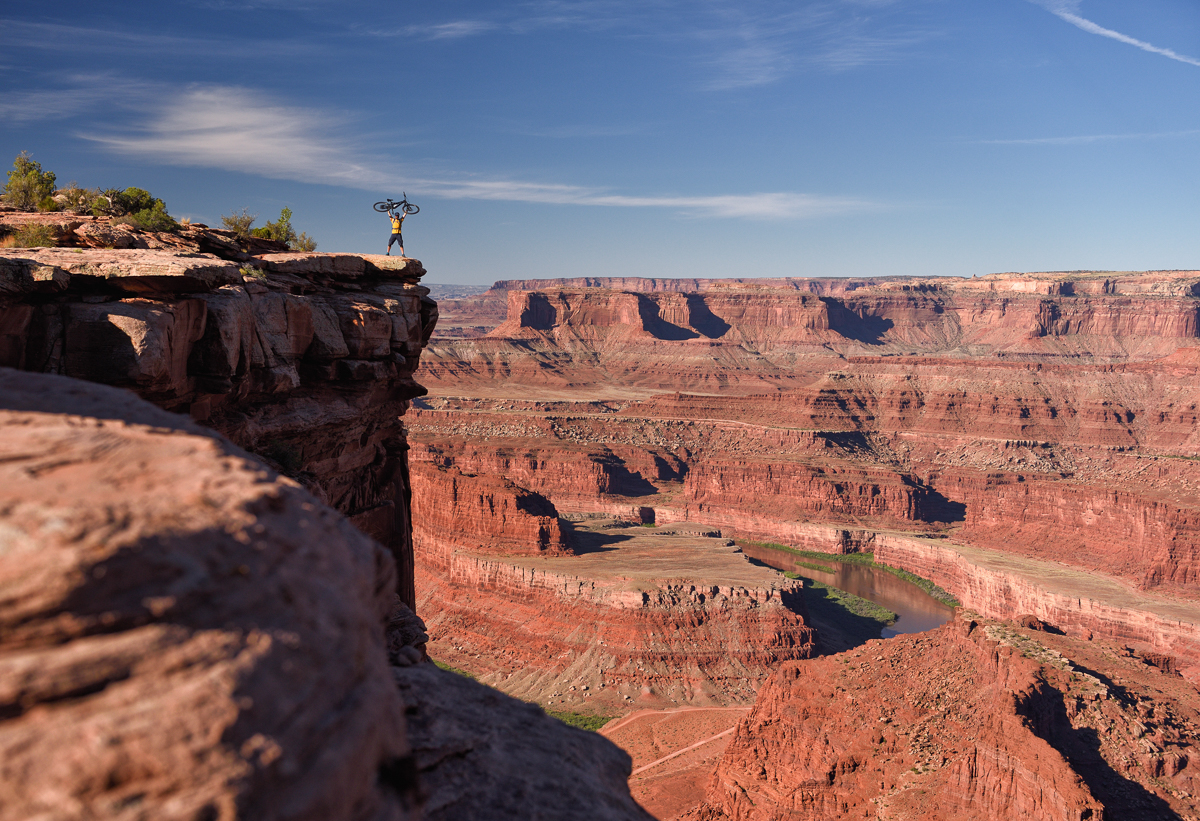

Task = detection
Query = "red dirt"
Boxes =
[602,708,751,821]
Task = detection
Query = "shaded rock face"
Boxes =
[393,664,653,821]
[0,238,437,610]
[410,461,570,555]
[0,369,656,821]
[0,369,414,821]
[687,614,1200,821]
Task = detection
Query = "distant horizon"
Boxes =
[425,266,1200,289]
[3,0,1198,285]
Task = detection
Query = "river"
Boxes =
[740,544,954,637]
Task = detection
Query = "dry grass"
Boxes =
[0,224,57,248]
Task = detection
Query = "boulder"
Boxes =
[0,368,416,821]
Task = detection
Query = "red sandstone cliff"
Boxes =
[687,613,1199,820]
[1,237,437,610]
[410,270,1200,680]
[410,461,570,555]
[413,536,817,708]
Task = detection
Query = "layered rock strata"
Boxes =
[413,517,816,709]
[411,271,1200,682]
[686,613,1200,820]
[409,461,569,555]
[0,369,654,821]
[0,234,437,609]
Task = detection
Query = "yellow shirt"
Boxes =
[390,215,403,233]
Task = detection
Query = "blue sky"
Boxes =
[2,1,1199,285]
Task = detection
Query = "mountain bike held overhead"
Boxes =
[374,194,419,256]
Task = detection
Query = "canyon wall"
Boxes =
[412,270,1200,679]
[1,238,437,609]
[409,479,818,706]
[409,461,569,555]
[687,612,1200,820]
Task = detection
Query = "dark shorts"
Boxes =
[388,232,403,247]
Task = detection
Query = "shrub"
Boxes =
[3,152,57,211]
[1,224,58,248]
[37,195,60,213]
[221,207,256,238]
[251,206,296,244]
[98,187,177,231]
[545,710,614,732]
[251,206,318,251]
[128,201,178,232]
[293,231,317,252]
[58,183,102,215]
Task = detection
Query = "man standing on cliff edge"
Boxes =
[386,208,405,256]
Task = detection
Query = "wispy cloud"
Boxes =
[0,75,166,123]
[1031,1,1200,68]
[419,180,874,218]
[0,19,308,57]
[362,20,500,40]
[978,129,1200,145]
[508,123,646,138]
[83,86,377,187]
[82,84,878,219]
[356,1,932,90]
[0,88,101,123]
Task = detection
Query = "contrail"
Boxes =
[1033,1,1200,68]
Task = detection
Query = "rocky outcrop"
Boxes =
[392,663,654,821]
[414,543,815,708]
[687,613,1200,820]
[0,369,655,821]
[0,369,415,821]
[410,461,570,555]
[0,237,437,610]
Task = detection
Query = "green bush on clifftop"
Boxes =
[250,207,318,252]
[221,207,257,238]
[97,187,179,232]
[3,152,57,211]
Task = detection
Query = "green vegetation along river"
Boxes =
[740,543,955,639]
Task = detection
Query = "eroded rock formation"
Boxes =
[0,369,416,820]
[1,229,437,609]
[685,612,1200,820]
[410,461,570,555]
[412,271,1200,683]
[413,515,816,709]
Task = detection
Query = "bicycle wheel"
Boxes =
[402,202,419,215]
[373,201,393,213]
